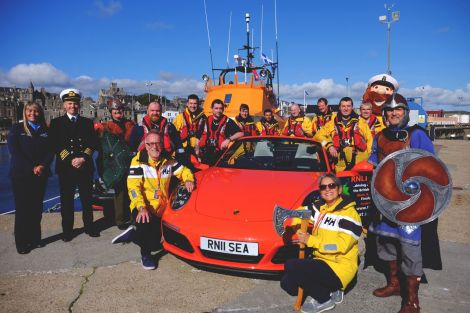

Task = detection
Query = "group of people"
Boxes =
[8,75,439,313]
[280,91,439,313]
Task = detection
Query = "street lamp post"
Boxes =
[145,81,152,103]
[379,4,400,75]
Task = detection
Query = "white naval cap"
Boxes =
[367,74,399,90]
[60,88,82,102]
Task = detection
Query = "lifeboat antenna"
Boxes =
[203,0,215,81]
[226,11,232,68]
[245,13,252,66]
[274,0,280,107]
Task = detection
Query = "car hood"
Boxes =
[194,167,320,222]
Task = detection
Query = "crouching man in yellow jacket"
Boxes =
[125,130,194,270]
[281,173,362,313]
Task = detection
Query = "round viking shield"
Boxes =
[371,148,452,225]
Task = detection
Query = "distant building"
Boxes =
[98,82,127,105]
[427,110,445,118]
[163,110,179,123]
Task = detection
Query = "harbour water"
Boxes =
[0,145,82,214]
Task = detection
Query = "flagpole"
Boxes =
[303,90,306,112]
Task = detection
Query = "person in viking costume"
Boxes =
[368,93,443,313]
[96,99,135,229]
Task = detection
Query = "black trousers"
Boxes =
[11,175,47,250]
[132,210,162,256]
[113,178,130,226]
[58,170,94,235]
[281,258,342,303]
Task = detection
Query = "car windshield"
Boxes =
[217,137,328,172]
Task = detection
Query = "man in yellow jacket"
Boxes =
[359,102,386,136]
[314,97,372,172]
[173,94,207,163]
[122,130,194,270]
[281,103,313,137]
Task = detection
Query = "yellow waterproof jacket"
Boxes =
[127,150,194,216]
[281,116,313,137]
[256,119,280,136]
[360,114,385,136]
[293,197,362,289]
[173,108,207,149]
[311,112,337,135]
[314,115,372,172]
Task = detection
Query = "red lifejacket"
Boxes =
[332,116,367,152]
[138,115,172,152]
[180,109,206,142]
[200,115,228,151]
[312,110,333,134]
[260,118,279,136]
[282,117,305,137]
[366,114,381,136]
[235,115,258,136]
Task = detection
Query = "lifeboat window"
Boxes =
[224,94,232,104]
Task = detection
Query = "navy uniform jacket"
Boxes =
[49,115,99,175]
[7,123,54,178]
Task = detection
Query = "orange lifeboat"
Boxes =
[202,13,279,118]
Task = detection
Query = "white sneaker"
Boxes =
[301,297,335,313]
[330,290,344,304]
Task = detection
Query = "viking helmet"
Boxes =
[383,93,409,128]
[108,98,124,111]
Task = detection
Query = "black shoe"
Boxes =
[85,228,100,237]
[31,241,45,249]
[62,233,74,242]
[117,223,130,230]
[17,246,31,254]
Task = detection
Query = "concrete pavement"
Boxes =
[0,212,469,313]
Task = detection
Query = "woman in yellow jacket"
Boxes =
[281,173,362,313]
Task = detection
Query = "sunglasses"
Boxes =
[145,142,163,147]
[319,183,338,191]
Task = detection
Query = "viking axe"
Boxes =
[273,205,312,311]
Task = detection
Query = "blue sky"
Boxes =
[0,0,469,111]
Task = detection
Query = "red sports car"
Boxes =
[162,136,370,275]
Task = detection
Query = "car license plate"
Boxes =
[200,237,258,256]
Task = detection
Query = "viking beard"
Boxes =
[363,90,393,115]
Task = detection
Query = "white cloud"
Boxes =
[280,79,470,111]
[0,63,468,111]
[6,63,69,86]
[280,79,351,101]
[93,0,122,17]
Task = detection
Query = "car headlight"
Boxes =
[170,184,192,210]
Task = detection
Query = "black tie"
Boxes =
[71,116,76,123]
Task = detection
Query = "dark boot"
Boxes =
[398,276,421,313]
[373,260,401,297]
